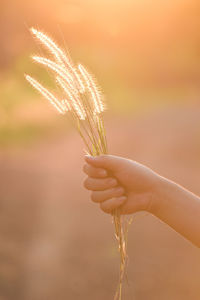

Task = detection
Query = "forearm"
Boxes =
[151,177,200,248]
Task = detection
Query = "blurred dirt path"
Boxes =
[0,103,200,300]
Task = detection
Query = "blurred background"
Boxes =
[0,0,200,299]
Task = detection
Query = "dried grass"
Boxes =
[25,27,130,300]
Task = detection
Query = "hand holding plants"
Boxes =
[84,154,160,215]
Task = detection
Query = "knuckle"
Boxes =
[83,164,87,173]
[83,178,90,189]
[100,202,110,214]
[91,192,97,202]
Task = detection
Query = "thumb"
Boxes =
[84,155,124,172]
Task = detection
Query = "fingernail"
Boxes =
[100,170,107,176]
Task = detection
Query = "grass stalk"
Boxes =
[26,28,130,300]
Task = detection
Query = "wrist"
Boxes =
[147,174,168,215]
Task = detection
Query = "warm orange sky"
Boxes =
[0,0,199,82]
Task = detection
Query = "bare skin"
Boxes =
[83,155,200,248]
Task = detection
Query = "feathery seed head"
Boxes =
[32,56,76,89]
[78,64,104,114]
[25,74,65,114]
[32,55,65,74]
[73,67,85,93]
[56,76,86,120]
[30,28,85,94]
[30,28,37,35]
[61,99,72,112]
[30,28,69,67]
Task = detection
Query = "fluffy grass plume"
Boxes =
[26,27,129,300]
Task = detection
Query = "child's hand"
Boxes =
[84,154,200,247]
[83,155,160,215]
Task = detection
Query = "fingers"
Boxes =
[84,177,117,191]
[83,163,107,178]
[91,186,125,203]
[100,196,127,214]
[84,155,126,172]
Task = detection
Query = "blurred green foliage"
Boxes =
[0,50,198,147]
[0,54,70,147]
[0,0,199,147]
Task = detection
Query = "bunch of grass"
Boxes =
[25,28,129,299]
